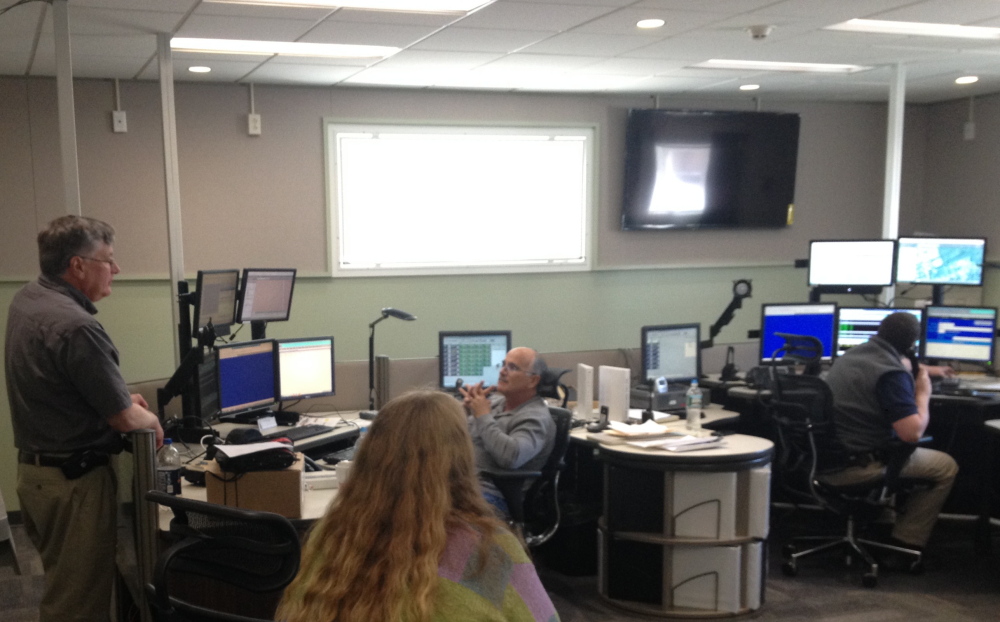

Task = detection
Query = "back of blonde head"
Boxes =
[276,390,502,622]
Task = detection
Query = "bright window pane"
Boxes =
[327,123,592,275]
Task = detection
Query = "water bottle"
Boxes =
[685,379,703,431]
[156,438,182,495]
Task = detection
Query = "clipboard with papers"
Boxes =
[626,434,724,452]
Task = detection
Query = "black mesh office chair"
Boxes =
[145,490,301,622]
[769,373,925,587]
[487,406,573,547]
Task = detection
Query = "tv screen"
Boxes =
[759,303,837,364]
[193,269,239,334]
[237,268,297,323]
[439,331,511,389]
[641,323,701,384]
[836,307,922,358]
[276,337,335,401]
[621,109,800,231]
[921,306,997,364]
[809,239,896,293]
[896,237,986,286]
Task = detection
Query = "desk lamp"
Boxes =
[361,307,416,419]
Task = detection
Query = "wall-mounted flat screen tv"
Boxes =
[621,109,800,231]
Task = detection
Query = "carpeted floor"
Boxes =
[1,512,997,621]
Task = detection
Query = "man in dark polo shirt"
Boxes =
[5,215,163,622]
[825,312,957,556]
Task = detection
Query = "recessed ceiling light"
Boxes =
[740,84,760,91]
[170,37,399,58]
[692,59,871,74]
[637,18,665,29]
[188,66,211,73]
[204,0,492,13]
[825,19,1000,40]
[956,76,979,85]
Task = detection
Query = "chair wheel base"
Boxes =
[781,562,798,577]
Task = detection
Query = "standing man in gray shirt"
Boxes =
[5,215,164,622]
[460,347,556,517]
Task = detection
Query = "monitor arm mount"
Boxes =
[700,279,753,350]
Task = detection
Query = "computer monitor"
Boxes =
[193,269,239,334]
[276,337,335,401]
[921,306,997,364]
[896,237,986,286]
[641,323,701,384]
[236,269,297,323]
[439,331,512,389]
[808,239,896,294]
[759,303,838,364]
[836,307,923,358]
[215,339,277,416]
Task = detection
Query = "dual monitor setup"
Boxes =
[807,237,986,304]
[760,303,998,367]
[193,268,297,338]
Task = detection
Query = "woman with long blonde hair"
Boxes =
[276,390,560,622]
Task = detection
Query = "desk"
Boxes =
[596,434,773,618]
[719,379,1000,550]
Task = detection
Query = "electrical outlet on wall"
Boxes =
[112,110,127,133]
[248,113,262,136]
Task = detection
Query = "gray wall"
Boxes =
[1,75,991,510]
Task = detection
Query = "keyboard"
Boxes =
[259,423,335,443]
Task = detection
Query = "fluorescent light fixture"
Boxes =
[171,37,398,58]
[825,19,1000,40]
[739,83,760,91]
[204,0,492,12]
[637,18,665,29]
[188,66,211,73]
[692,59,871,74]
[956,75,979,85]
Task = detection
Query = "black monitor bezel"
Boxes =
[640,323,702,383]
[193,269,240,335]
[438,330,512,389]
[275,336,336,401]
[214,339,277,416]
[920,305,998,364]
[236,268,297,324]
[895,236,987,287]
[807,238,896,294]
[759,302,838,365]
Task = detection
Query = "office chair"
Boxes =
[145,490,301,622]
[537,367,571,408]
[769,373,925,588]
[486,406,573,547]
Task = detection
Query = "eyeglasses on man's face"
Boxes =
[78,255,118,269]
[501,361,537,375]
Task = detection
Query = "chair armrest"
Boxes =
[481,470,542,521]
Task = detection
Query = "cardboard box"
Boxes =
[205,454,303,519]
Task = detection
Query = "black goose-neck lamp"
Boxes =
[362,307,417,417]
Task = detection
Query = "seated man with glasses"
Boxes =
[460,347,557,517]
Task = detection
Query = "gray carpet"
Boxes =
[1,515,997,621]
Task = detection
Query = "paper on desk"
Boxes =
[606,420,670,437]
[627,435,723,451]
[214,441,292,458]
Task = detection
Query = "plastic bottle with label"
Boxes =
[685,379,703,431]
[156,438,182,495]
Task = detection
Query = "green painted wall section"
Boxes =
[0,263,806,511]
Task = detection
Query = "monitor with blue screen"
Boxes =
[641,323,701,384]
[836,307,923,358]
[439,331,511,389]
[896,237,986,286]
[921,306,997,364]
[760,303,837,364]
[216,340,277,416]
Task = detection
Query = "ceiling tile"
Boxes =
[411,27,554,53]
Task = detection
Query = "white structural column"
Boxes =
[881,63,906,305]
[158,33,185,367]
[51,0,81,216]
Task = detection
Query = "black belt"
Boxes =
[18,451,109,468]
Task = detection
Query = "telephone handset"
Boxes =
[905,349,920,379]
